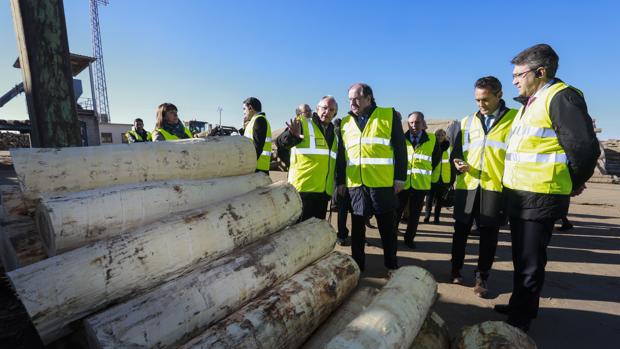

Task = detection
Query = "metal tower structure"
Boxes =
[89,0,110,123]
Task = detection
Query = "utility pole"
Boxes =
[217,106,223,126]
[10,0,81,148]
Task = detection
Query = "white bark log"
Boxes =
[0,219,46,271]
[410,312,450,349]
[453,321,537,349]
[85,218,336,349]
[302,286,379,349]
[10,136,256,201]
[326,266,437,349]
[180,251,360,349]
[6,182,301,344]
[36,173,271,256]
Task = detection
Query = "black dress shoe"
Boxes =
[404,240,416,249]
[493,304,511,315]
[557,222,574,231]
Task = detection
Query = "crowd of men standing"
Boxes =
[126,43,600,333]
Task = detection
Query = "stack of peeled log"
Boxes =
[1,137,263,268]
[2,136,533,348]
[3,136,365,348]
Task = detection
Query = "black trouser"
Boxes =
[451,220,499,277]
[337,192,351,239]
[425,182,448,221]
[351,211,398,271]
[508,217,554,322]
[300,195,329,221]
[396,189,427,243]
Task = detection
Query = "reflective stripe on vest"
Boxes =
[156,127,192,140]
[455,109,517,192]
[341,107,394,188]
[288,117,337,196]
[432,147,451,184]
[244,113,272,171]
[404,132,435,190]
[503,82,575,194]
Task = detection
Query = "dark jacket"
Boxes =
[450,100,513,227]
[433,139,454,185]
[335,105,407,215]
[276,113,336,169]
[504,79,600,221]
[240,112,269,174]
[403,129,442,190]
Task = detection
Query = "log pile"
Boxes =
[2,136,364,348]
[1,135,539,348]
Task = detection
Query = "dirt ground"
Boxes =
[271,172,620,349]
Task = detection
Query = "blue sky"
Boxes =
[1,0,619,139]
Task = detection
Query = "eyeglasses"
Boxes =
[512,69,534,79]
[318,105,336,112]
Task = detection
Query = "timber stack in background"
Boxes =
[601,139,620,175]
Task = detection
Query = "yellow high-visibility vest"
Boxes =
[455,109,516,192]
[155,127,192,140]
[432,146,451,184]
[503,82,575,194]
[288,117,337,196]
[126,130,153,142]
[341,107,394,188]
[404,132,436,190]
[244,113,272,171]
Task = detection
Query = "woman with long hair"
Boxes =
[152,103,193,141]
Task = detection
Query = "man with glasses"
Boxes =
[336,83,407,274]
[276,96,339,220]
[450,76,517,298]
[494,44,600,332]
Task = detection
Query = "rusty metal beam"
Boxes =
[10,0,81,148]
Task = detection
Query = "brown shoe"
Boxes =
[474,271,488,298]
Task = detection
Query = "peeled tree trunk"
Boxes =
[410,312,450,349]
[84,218,336,349]
[453,321,536,349]
[10,136,256,201]
[36,173,271,256]
[6,182,301,344]
[302,287,380,349]
[180,251,360,349]
[326,266,437,349]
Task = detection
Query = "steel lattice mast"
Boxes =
[89,0,110,123]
